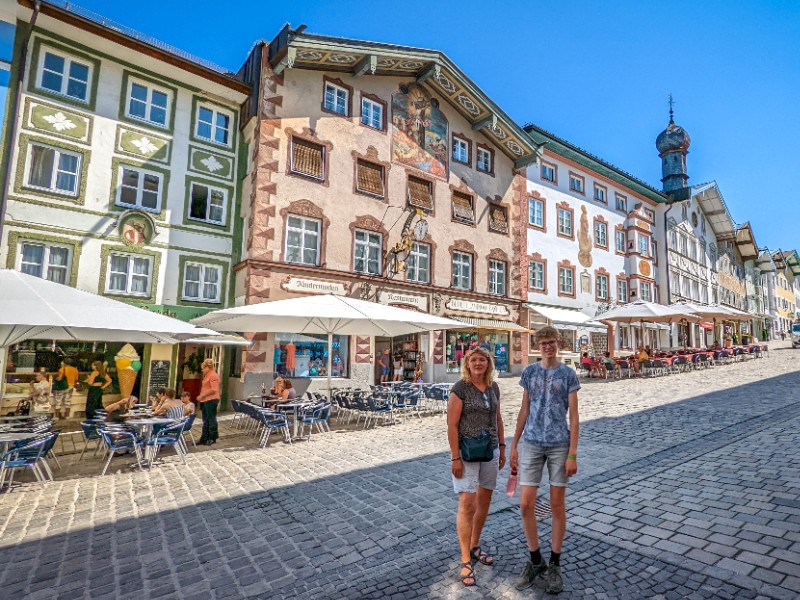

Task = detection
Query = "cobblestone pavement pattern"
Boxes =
[1,344,800,599]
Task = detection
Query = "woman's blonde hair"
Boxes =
[460,347,495,386]
[201,358,215,370]
[92,361,107,377]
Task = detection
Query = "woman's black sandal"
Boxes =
[459,562,476,586]
[470,546,494,566]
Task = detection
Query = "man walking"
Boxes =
[510,326,580,593]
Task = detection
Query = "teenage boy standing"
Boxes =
[510,326,580,593]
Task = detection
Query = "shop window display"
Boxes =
[274,333,349,378]
[445,330,509,374]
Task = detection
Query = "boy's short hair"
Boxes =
[180,391,191,397]
[535,326,560,345]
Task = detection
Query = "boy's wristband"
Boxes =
[567,454,577,460]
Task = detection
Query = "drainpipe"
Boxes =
[663,199,680,348]
[0,0,41,243]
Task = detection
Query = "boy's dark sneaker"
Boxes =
[545,563,563,594]
[514,560,547,590]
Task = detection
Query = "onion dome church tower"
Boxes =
[655,96,691,193]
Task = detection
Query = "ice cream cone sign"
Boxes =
[115,344,140,398]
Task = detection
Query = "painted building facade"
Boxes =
[0,0,249,411]
[521,123,665,361]
[231,26,540,391]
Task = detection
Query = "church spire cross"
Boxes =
[668,93,675,124]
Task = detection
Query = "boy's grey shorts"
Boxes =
[518,442,569,488]
[452,448,500,494]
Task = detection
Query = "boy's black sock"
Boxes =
[530,549,542,565]
[549,551,561,567]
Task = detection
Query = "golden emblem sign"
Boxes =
[639,260,651,277]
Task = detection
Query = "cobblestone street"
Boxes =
[2,344,800,599]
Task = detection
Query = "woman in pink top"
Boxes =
[197,358,221,445]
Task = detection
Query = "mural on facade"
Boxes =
[578,205,593,267]
[391,84,448,179]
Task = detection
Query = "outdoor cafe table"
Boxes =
[123,417,175,465]
[0,432,35,453]
[275,402,311,440]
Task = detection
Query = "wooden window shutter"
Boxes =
[357,160,384,196]
[291,138,324,179]
[407,176,433,210]
[451,192,474,224]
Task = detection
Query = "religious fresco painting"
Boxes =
[391,84,449,179]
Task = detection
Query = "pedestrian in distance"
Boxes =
[85,361,111,420]
[393,354,403,382]
[378,348,390,383]
[196,359,221,446]
[511,326,580,594]
[447,347,506,587]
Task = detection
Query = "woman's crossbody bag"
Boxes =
[459,386,497,463]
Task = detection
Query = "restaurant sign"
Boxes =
[282,276,347,296]
[446,298,509,316]
[378,291,428,312]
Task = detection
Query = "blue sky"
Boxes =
[71,0,799,250]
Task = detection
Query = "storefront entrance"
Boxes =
[375,334,420,382]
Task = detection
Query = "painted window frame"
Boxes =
[529,259,546,292]
[558,264,576,298]
[528,197,545,229]
[593,183,607,204]
[596,273,609,301]
[615,192,627,213]
[353,229,383,276]
[16,240,73,285]
[557,205,574,239]
[406,242,431,284]
[640,281,653,302]
[23,140,82,197]
[194,102,234,148]
[187,180,228,226]
[639,234,650,257]
[35,45,93,104]
[360,96,384,130]
[28,38,101,110]
[181,262,223,304]
[124,75,173,129]
[114,163,164,213]
[617,278,628,303]
[452,134,471,166]
[476,144,494,176]
[105,252,153,297]
[322,78,351,117]
[540,160,557,183]
[488,259,507,297]
[568,171,585,195]
[285,214,322,267]
[615,227,626,255]
[452,251,473,291]
[594,218,608,249]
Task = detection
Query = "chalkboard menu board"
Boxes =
[148,360,171,398]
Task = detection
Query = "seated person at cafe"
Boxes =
[601,352,616,376]
[180,391,196,415]
[580,352,593,376]
[270,376,284,396]
[28,372,52,414]
[154,389,183,419]
[105,395,138,422]
[281,379,297,401]
[150,388,167,411]
[637,347,649,361]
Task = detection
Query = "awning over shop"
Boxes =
[525,303,606,331]
[180,334,251,346]
[449,317,529,332]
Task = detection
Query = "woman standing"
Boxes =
[393,354,403,382]
[85,361,111,419]
[196,358,221,445]
[447,347,505,587]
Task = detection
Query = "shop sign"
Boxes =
[378,291,428,311]
[282,276,347,295]
[139,303,210,322]
[446,298,509,316]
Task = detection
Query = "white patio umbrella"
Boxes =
[0,270,220,346]
[192,294,470,395]
[598,300,700,351]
